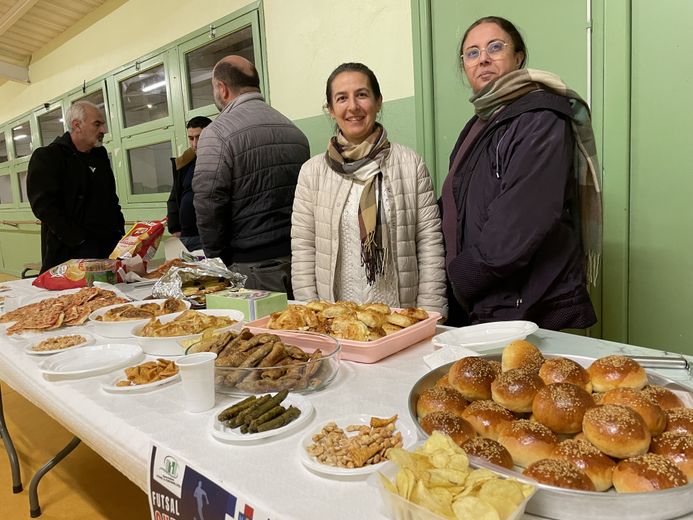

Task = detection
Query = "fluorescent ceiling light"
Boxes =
[141,80,166,93]
[13,134,27,140]
[12,125,24,130]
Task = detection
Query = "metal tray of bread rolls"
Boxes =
[408,353,693,520]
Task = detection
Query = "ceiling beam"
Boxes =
[0,0,40,37]
[0,58,29,83]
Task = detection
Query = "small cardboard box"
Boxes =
[205,289,288,321]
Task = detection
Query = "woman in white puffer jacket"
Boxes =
[291,62,447,318]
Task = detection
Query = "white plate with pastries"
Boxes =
[432,320,538,350]
[210,393,314,443]
[25,332,95,355]
[102,373,181,394]
[298,413,418,478]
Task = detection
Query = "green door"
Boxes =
[427,0,589,188]
[628,0,693,355]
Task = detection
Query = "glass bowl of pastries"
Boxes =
[184,327,340,395]
[131,308,244,356]
[88,297,190,338]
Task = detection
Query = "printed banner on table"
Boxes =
[149,444,273,520]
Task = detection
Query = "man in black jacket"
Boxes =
[166,116,212,252]
[27,100,124,273]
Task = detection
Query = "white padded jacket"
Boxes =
[291,143,448,317]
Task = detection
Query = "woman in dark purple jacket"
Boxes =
[441,16,601,330]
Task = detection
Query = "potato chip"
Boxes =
[378,472,398,495]
[452,496,500,520]
[478,480,525,520]
[463,468,498,492]
[396,468,416,500]
[380,432,534,520]
[419,431,464,456]
[388,448,433,475]
[411,479,452,518]
[428,468,469,487]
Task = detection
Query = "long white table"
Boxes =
[1,279,692,519]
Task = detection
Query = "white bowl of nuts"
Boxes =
[298,413,418,477]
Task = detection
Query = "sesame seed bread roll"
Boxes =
[491,368,545,413]
[650,431,693,480]
[539,357,592,393]
[551,438,616,491]
[497,419,559,468]
[523,458,596,491]
[600,387,667,436]
[416,386,469,419]
[641,384,684,410]
[448,356,500,401]
[582,404,651,459]
[419,411,476,446]
[461,436,514,470]
[501,339,544,372]
[461,399,515,440]
[532,383,595,434]
[663,407,693,436]
[587,355,648,393]
[612,453,688,493]
[434,373,453,390]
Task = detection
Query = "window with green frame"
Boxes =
[0,3,265,212]
[0,171,12,205]
[0,131,8,163]
[11,121,32,158]
[18,169,28,203]
[38,106,64,146]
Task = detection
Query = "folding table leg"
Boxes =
[0,384,23,493]
[29,436,81,518]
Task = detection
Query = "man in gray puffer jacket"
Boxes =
[193,55,310,297]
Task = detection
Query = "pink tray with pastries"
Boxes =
[245,310,441,363]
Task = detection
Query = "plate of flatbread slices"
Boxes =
[1,287,129,336]
[25,333,95,355]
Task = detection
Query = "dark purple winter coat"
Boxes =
[444,90,596,330]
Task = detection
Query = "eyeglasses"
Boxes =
[461,40,509,64]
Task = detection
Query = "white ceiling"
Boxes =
[0,0,109,84]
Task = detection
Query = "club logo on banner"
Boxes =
[148,445,273,520]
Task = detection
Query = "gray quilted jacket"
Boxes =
[193,92,310,263]
[291,143,448,317]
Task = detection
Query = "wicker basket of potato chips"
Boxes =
[368,431,535,520]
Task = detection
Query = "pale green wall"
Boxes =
[294,97,417,158]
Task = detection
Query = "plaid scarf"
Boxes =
[325,124,391,284]
[471,68,603,286]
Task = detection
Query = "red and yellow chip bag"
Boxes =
[32,258,116,290]
[109,218,166,266]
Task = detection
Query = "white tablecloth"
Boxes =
[1,279,692,519]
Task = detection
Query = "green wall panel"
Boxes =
[426,0,588,189]
[628,0,693,355]
[0,227,41,277]
[293,96,417,157]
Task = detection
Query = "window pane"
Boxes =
[0,175,12,204]
[38,107,64,146]
[0,133,7,163]
[127,141,172,194]
[75,89,106,114]
[18,170,28,202]
[12,122,31,157]
[186,26,254,110]
[120,65,169,128]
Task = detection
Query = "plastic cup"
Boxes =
[176,352,217,412]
